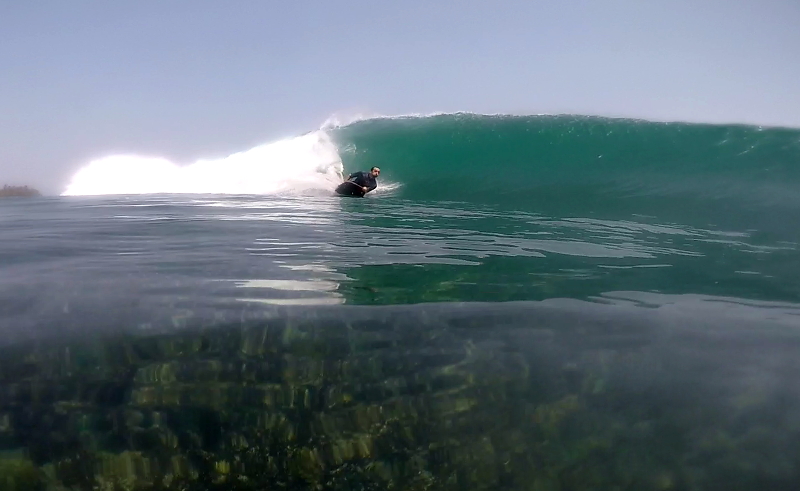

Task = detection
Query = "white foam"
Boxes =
[319,110,461,130]
[62,131,344,196]
[319,111,387,130]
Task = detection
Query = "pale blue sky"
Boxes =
[1,0,799,193]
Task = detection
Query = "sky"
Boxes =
[1,0,799,194]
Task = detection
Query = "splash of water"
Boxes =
[62,131,344,196]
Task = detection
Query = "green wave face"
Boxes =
[333,114,800,232]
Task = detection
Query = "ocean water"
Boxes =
[2,114,800,490]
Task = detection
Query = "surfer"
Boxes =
[343,166,380,194]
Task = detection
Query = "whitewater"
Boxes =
[62,129,346,196]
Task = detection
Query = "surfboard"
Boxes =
[335,181,366,197]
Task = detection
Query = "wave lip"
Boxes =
[62,131,344,196]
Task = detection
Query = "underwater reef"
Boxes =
[1,307,799,490]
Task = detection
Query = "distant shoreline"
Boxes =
[0,185,41,198]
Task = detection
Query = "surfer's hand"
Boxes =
[362,186,368,192]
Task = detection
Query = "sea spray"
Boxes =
[62,131,344,196]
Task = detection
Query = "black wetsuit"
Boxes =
[347,171,378,192]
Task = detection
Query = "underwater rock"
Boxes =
[0,456,44,491]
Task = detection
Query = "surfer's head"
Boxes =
[370,167,381,177]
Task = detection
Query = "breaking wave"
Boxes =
[62,131,344,196]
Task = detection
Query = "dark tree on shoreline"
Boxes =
[0,185,41,198]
